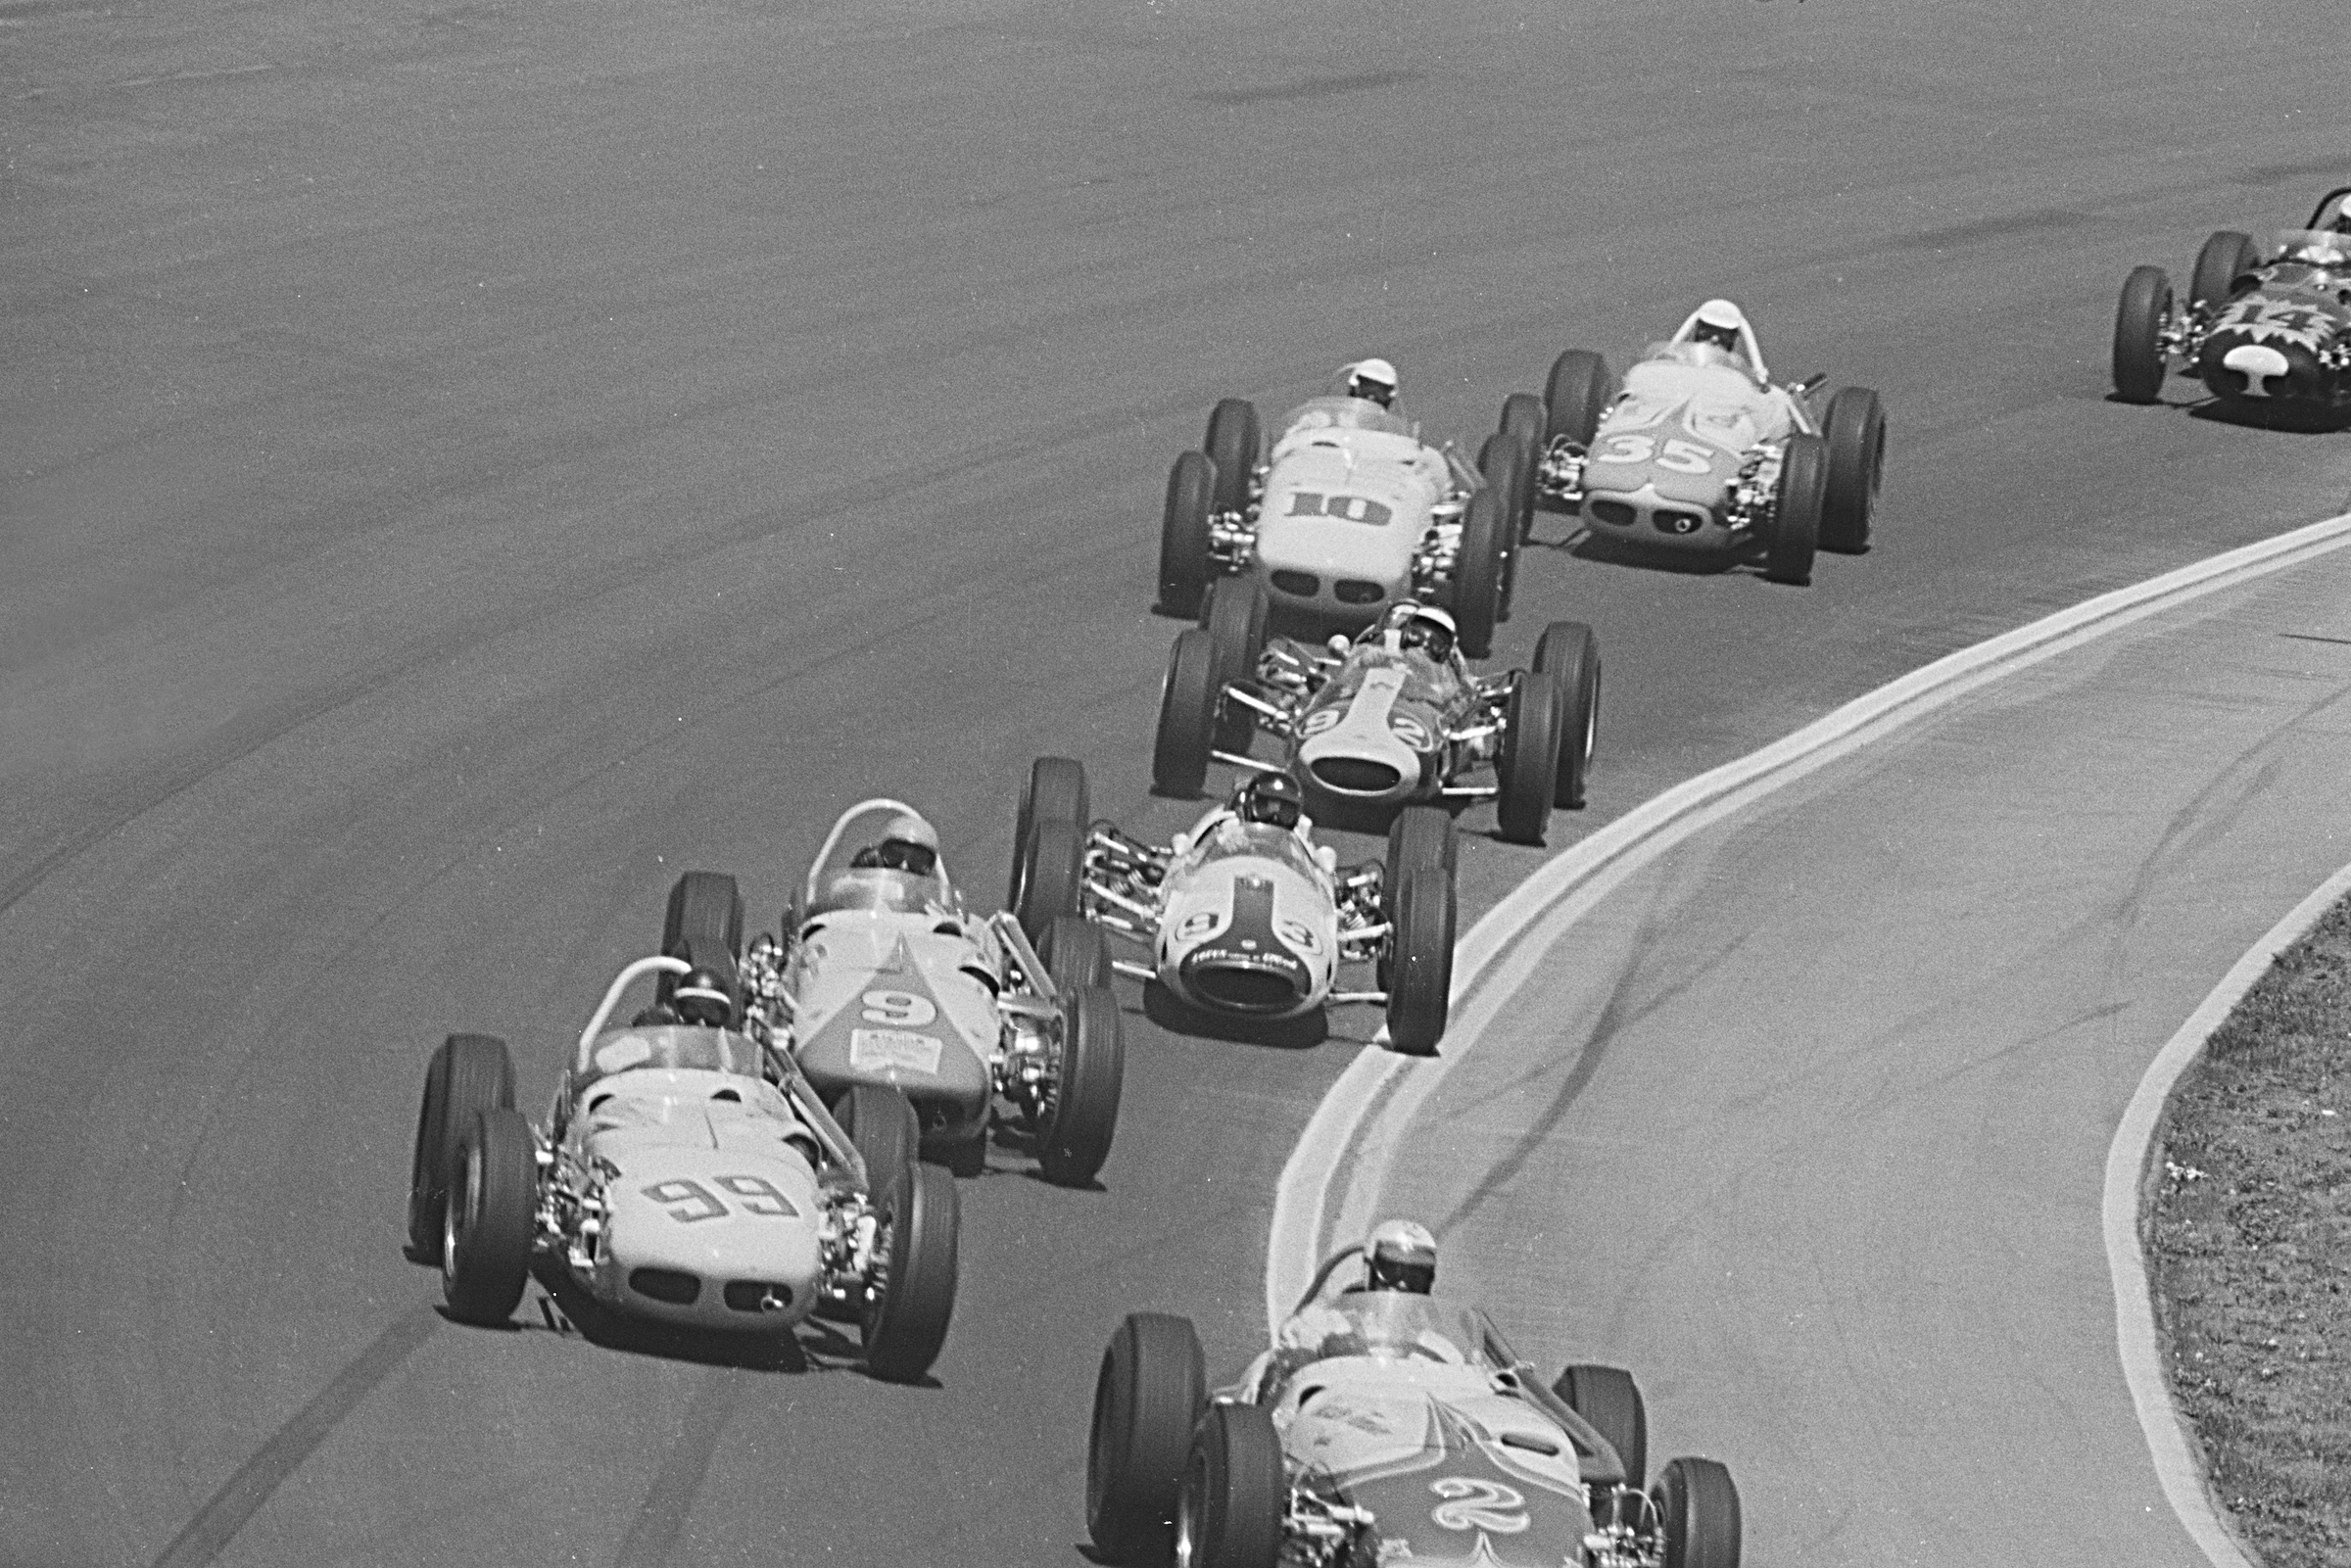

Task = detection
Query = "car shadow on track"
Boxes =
[1525,511,1747,578]
[2103,389,2351,433]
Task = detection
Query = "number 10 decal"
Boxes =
[1284,491,1395,528]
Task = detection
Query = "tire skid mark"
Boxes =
[612,1370,750,1568]
[149,1307,439,1568]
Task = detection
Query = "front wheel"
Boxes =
[1176,1404,1285,1568]
[1203,399,1261,519]
[1655,1456,1742,1568]
[1545,350,1615,448]
[1010,755,1089,940]
[1446,486,1508,660]
[408,1033,516,1258]
[862,1165,960,1383]
[1495,668,1562,844]
[1817,387,1885,556]
[1044,912,1110,992]
[1087,1313,1208,1563]
[1152,627,1223,798]
[1038,984,1124,1187]
[1202,575,1269,751]
[1383,865,1455,1057]
[835,1082,921,1191]
[1533,621,1599,809]
[2190,229,2258,311]
[441,1107,537,1326]
[2111,264,2173,404]
[1159,451,1217,618]
[1763,435,1825,587]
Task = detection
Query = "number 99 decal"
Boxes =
[641,1174,800,1222]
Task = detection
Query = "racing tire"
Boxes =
[1817,387,1885,556]
[1533,621,1600,810]
[835,1082,921,1192]
[1654,1456,1742,1568]
[659,869,744,1004]
[1544,350,1615,447]
[1495,668,1563,845]
[1383,865,1455,1058]
[1479,429,1533,609]
[1176,1403,1285,1568]
[1501,390,1548,467]
[1445,485,1508,660]
[1038,983,1124,1187]
[2190,229,2259,311]
[408,1032,516,1259]
[1555,1363,1649,1493]
[1763,434,1825,587]
[1385,804,1458,906]
[1087,1312,1208,1564]
[1152,627,1222,799]
[862,1164,960,1384]
[1202,576,1268,751]
[2111,264,2173,404]
[1159,451,1217,619]
[441,1107,537,1326]
[1044,911,1110,992]
[1011,755,1089,939]
[1203,399,1261,520]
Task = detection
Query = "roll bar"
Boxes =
[575,954,689,1071]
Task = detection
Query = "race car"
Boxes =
[405,953,958,1382]
[1011,756,1458,1056]
[1155,584,1599,845]
[1532,300,1888,586]
[709,801,1123,1187]
[2113,188,2351,416]
[1084,1236,1741,1568]
[1156,362,1534,658]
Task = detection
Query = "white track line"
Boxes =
[2102,855,2351,1568]
[1265,508,2351,1561]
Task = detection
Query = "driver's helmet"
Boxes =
[2330,197,2351,235]
[1342,356,1400,407]
[673,967,736,1028]
[1365,1218,1438,1294]
[855,811,940,878]
[1688,298,1749,356]
[1233,772,1305,832]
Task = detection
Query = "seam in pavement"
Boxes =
[2102,855,2351,1568]
[1268,508,2351,1565]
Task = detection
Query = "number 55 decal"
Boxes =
[1591,434,1716,474]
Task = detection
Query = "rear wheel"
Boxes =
[1555,1363,1649,1493]
[1152,628,1222,798]
[1544,350,1614,446]
[863,1166,960,1383]
[1385,804,1457,899]
[1446,486,1508,660]
[1202,576,1269,750]
[1159,451,1217,618]
[1203,399,1261,519]
[1533,621,1600,810]
[1383,865,1455,1057]
[1175,1403,1285,1568]
[1087,1312,1208,1564]
[1480,425,1535,547]
[408,1033,516,1258]
[1044,912,1110,992]
[1495,669,1562,844]
[1763,434,1825,587]
[1011,755,1088,939]
[1654,1456,1742,1568]
[1038,984,1124,1187]
[835,1082,921,1190]
[2190,229,2258,311]
[1817,387,1885,556]
[1501,391,1548,466]
[659,870,744,1003]
[2112,264,2173,404]
[441,1108,537,1326]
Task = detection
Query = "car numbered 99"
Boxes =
[405,952,957,1382]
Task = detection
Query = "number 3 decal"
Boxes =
[861,990,936,1026]
[1429,1477,1530,1534]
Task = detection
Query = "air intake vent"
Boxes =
[1190,966,1304,1012]
[1653,509,1704,536]
[723,1280,794,1313]
[1588,499,1636,528]
[1312,758,1405,795]
[629,1267,700,1305]
[1333,580,1386,604]
[1271,570,1320,596]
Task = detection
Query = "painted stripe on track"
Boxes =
[2102,854,2351,1568]
[1265,508,2351,1561]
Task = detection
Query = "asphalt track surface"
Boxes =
[5,0,2351,1563]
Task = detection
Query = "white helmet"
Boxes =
[875,811,940,876]
[1690,299,1748,354]
[1380,601,1456,661]
[1366,1218,1438,1293]
[1344,357,1401,407]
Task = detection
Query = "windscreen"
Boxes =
[1183,817,1321,880]
[1288,1292,1501,1369]
[579,1025,764,1089]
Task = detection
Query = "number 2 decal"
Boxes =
[861,989,936,1026]
[1429,1477,1530,1534]
[642,1174,800,1222]
[1591,434,1715,473]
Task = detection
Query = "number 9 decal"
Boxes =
[642,1178,727,1223]
[713,1173,797,1217]
[861,990,936,1026]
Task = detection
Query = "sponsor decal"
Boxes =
[849,1028,945,1074]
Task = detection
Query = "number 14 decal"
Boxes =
[1591,433,1715,473]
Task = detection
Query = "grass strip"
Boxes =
[2148,894,2351,1567]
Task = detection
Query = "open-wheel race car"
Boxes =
[1009,754,1458,1055]
[1157,360,1539,659]
[2113,189,2351,416]
[1531,300,1886,586]
[653,804,1124,1188]
[405,953,958,1382]
[1084,1232,1742,1568]
[1155,579,1598,846]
